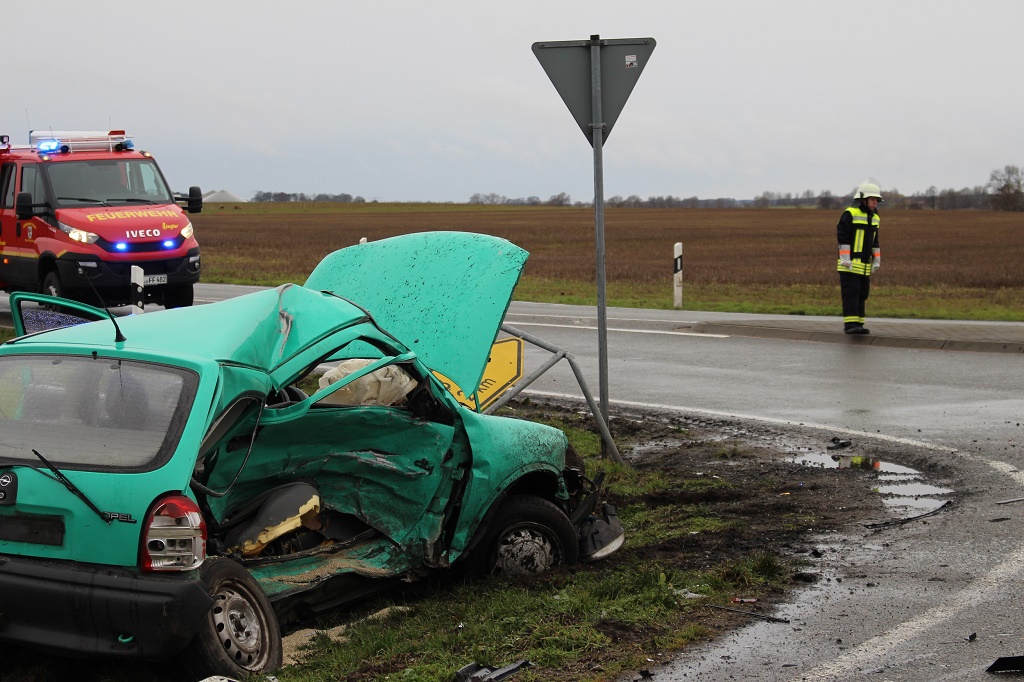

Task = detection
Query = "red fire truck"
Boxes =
[0,130,201,308]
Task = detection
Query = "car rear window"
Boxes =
[0,355,197,470]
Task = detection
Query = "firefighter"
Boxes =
[837,180,882,334]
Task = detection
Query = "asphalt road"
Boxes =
[5,285,1024,680]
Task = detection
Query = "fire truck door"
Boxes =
[0,162,15,287]
[0,163,44,290]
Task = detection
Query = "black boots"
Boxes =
[844,324,870,335]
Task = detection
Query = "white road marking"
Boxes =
[525,390,954,451]
[800,544,1024,680]
[507,311,701,324]
[507,321,728,338]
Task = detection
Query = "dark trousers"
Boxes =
[839,271,871,327]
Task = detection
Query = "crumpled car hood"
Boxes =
[305,231,528,399]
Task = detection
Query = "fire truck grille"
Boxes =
[106,259,184,276]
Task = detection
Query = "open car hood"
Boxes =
[305,232,528,399]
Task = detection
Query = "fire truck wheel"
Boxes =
[163,284,194,308]
[182,558,282,679]
[42,271,64,299]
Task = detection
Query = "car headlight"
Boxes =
[57,221,99,244]
[180,222,194,240]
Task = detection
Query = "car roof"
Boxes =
[11,285,369,373]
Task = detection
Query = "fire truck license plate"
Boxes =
[143,274,168,285]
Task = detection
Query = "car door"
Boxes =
[0,161,21,289]
[8,292,110,336]
[210,341,466,558]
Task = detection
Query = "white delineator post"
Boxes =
[130,265,144,314]
[673,242,683,309]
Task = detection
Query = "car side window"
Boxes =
[314,358,419,408]
[20,164,45,202]
[0,163,14,207]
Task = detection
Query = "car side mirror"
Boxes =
[187,186,203,214]
[15,192,34,220]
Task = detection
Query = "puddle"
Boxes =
[786,452,953,517]
[626,427,954,520]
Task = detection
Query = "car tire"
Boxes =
[181,558,282,680]
[163,283,194,309]
[42,270,63,299]
[476,495,579,578]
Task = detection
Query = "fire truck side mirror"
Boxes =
[187,186,203,214]
[15,192,35,220]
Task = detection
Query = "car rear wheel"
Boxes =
[477,495,579,578]
[181,558,282,680]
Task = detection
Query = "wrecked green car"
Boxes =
[0,232,622,679]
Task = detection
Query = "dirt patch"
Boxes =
[500,398,959,681]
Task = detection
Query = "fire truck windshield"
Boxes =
[45,159,174,208]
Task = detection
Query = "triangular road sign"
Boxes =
[533,36,655,146]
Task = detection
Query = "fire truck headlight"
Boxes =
[180,222,194,240]
[57,221,100,244]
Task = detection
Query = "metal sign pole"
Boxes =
[589,36,610,428]
[532,34,655,456]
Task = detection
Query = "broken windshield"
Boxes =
[45,159,175,207]
[0,356,198,470]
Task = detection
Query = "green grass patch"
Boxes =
[512,279,1024,321]
[274,552,784,682]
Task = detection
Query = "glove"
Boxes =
[838,244,852,270]
[872,248,881,272]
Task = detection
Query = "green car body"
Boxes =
[0,232,621,678]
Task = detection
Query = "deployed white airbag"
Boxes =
[318,359,417,406]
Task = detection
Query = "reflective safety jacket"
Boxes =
[837,205,880,276]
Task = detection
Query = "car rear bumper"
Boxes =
[0,554,212,660]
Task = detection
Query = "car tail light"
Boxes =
[140,495,207,572]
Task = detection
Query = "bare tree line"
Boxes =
[467,166,1024,211]
[250,166,1024,211]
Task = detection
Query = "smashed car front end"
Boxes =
[454,409,624,565]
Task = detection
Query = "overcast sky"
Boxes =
[8,1,1023,202]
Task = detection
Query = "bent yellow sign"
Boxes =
[433,337,524,412]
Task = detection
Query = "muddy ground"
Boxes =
[517,399,959,681]
[0,399,959,682]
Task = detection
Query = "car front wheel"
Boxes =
[41,270,68,300]
[181,558,282,680]
[478,495,579,578]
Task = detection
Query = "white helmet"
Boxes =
[855,177,883,201]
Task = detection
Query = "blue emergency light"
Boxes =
[36,139,61,153]
[162,240,175,248]
[115,243,128,251]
